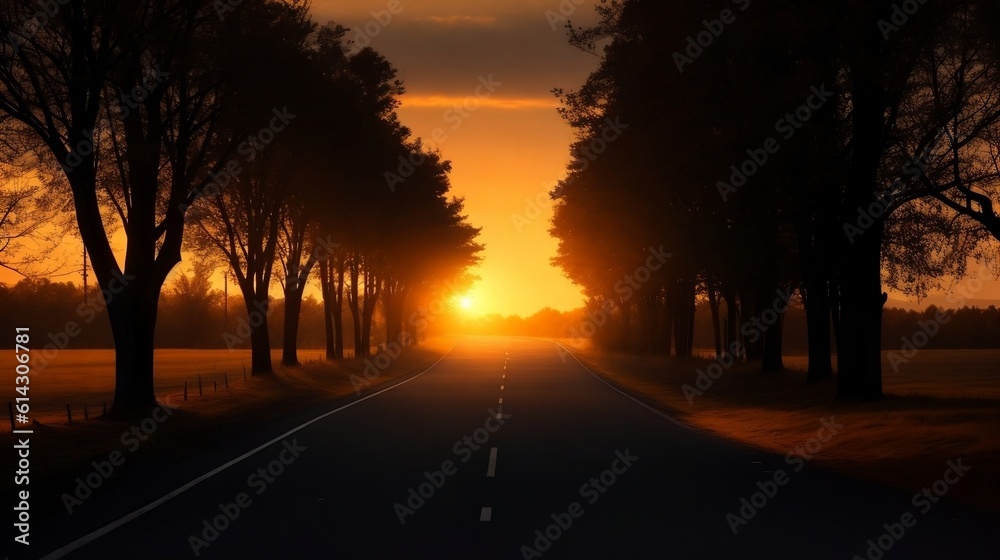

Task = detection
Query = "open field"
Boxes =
[555,340,1000,511]
[5,348,335,428]
[1,340,455,510]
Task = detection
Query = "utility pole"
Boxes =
[82,244,88,301]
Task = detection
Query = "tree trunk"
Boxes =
[797,218,835,382]
[360,264,380,357]
[348,256,363,357]
[722,288,738,361]
[319,258,336,360]
[383,284,407,347]
[837,228,885,398]
[686,284,696,357]
[740,294,761,361]
[761,296,786,373]
[281,285,303,367]
[383,277,402,346]
[804,282,834,382]
[672,278,695,358]
[707,279,722,358]
[281,255,316,367]
[106,279,160,416]
[837,86,887,399]
[241,288,273,375]
[249,315,273,374]
[72,198,162,417]
[77,136,177,417]
[333,257,345,359]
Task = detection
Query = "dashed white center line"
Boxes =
[486,446,498,477]
[485,352,512,523]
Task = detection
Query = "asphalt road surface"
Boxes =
[23,338,1000,559]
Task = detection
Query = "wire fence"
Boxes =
[3,350,352,433]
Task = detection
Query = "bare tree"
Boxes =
[0,0,286,414]
[0,180,46,274]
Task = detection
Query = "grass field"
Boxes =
[4,348,336,428]
[556,340,1000,511]
[5,340,455,517]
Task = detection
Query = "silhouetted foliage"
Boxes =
[0,0,482,408]
[551,0,1000,397]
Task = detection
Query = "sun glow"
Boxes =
[452,289,487,317]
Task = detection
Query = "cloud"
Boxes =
[420,15,497,26]
[349,16,600,101]
[402,95,560,110]
[308,3,604,102]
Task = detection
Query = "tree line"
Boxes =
[3,276,998,353]
[0,0,481,415]
[0,275,343,351]
[551,0,1000,397]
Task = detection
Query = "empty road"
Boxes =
[25,338,1000,559]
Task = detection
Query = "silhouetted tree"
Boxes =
[0,0,268,415]
[187,0,316,374]
[551,0,1000,399]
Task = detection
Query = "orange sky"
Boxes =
[311,0,598,316]
[2,0,998,317]
[308,0,1000,314]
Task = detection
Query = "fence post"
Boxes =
[198,374,203,397]
[184,380,188,401]
[214,380,217,393]
[66,404,72,424]
[224,371,229,389]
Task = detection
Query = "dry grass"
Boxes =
[556,340,1000,512]
[6,339,454,513]
[16,348,335,423]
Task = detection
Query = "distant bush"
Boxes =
[456,302,1000,352]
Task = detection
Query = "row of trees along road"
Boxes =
[0,0,482,416]
[552,0,1000,398]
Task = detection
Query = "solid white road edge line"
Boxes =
[40,345,458,560]
[551,341,692,430]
